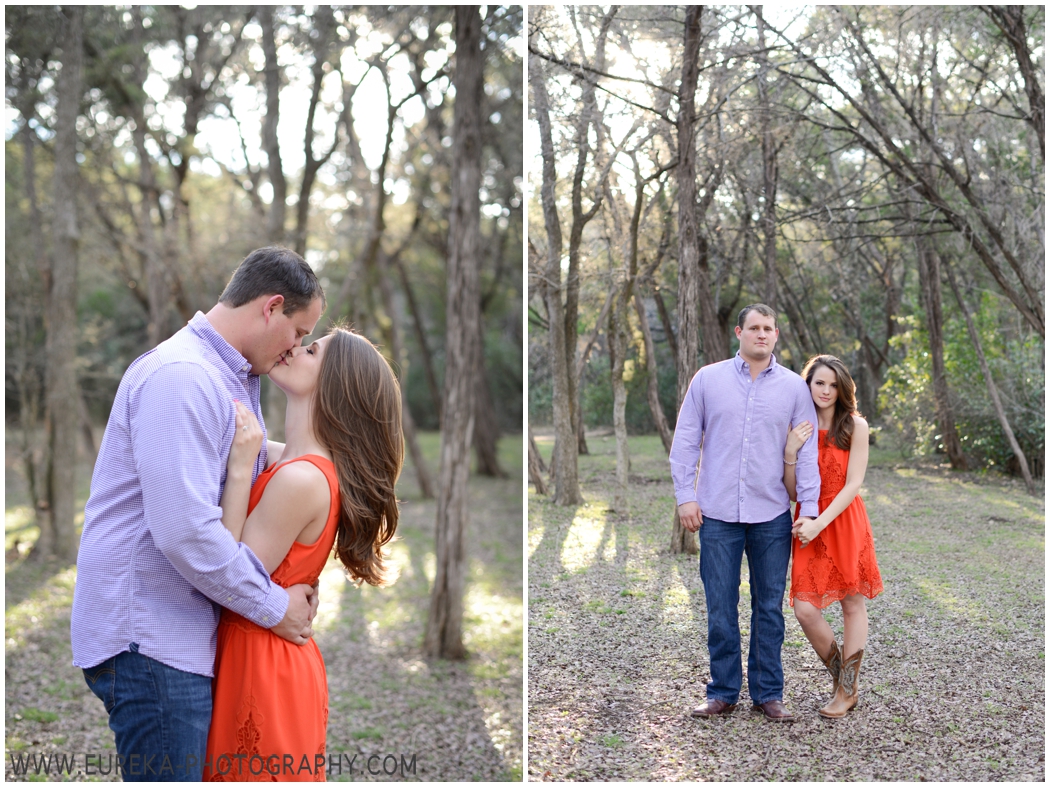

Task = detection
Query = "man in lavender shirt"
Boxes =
[71,247,325,780]
[670,304,820,723]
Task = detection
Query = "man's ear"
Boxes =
[262,294,285,323]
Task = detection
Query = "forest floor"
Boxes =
[5,429,523,782]
[528,429,1044,782]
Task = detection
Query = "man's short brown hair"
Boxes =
[737,303,778,329]
[219,246,325,316]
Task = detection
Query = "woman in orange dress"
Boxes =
[783,355,883,719]
[204,327,403,781]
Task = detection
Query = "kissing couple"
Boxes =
[72,246,404,781]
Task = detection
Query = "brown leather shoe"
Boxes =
[690,699,737,718]
[751,699,795,722]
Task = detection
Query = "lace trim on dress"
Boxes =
[210,695,279,782]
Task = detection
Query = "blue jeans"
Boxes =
[82,645,212,781]
[698,511,793,705]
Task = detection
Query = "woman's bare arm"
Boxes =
[220,403,263,541]
[238,461,331,574]
[783,421,812,501]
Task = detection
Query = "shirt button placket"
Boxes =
[741,389,751,516]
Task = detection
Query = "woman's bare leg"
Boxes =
[840,594,868,657]
[793,599,836,658]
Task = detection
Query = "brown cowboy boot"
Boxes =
[819,648,863,718]
[818,640,842,701]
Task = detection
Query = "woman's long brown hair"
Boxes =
[801,354,861,451]
[313,327,403,586]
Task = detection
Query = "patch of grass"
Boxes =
[20,708,59,723]
[351,728,384,740]
[600,734,625,748]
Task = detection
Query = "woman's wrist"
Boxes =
[783,452,798,465]
[225,464,253,482]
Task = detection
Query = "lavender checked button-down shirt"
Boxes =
[669,352,820,523]
[71,312,287,677]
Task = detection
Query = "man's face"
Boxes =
[734,310,778,362]
[248,296,324,375]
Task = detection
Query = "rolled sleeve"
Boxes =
[130,363,289,627]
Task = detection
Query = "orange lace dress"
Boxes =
[791,430,883,609]
[204,455,339,782]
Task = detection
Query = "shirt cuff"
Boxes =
[797,502,820,519]
[246,584,289,629]
[675,490,698,506]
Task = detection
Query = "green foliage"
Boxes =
[879,309,1044,476]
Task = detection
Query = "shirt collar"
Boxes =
[187,312,253,377]
[734,351,778,376]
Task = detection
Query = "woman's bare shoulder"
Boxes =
[261,460,331,513]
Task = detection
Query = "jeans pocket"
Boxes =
[83,660,117,713]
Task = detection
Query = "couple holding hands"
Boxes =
[671,303,883,723]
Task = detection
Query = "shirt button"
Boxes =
[262,615,269,622]
[227,595,233,601]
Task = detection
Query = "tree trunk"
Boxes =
[259,5,287,244]
[393,254,442,422]
[916,237,967,469]
[325,66,396,331]
[635,292,674,453]
[653,286,678,361]
[697,233,730,362]
[530,41,582,505]
[943,257,1036,493]
[528,425,548,494]
[424,7,483,660]
[756,11,778,309]
[293,6,338,256]
[672,6,703,555]
[472,351,506,477]
[131,123,171,348]
[37,5,84,563]
[565,9,616,464]
[376,263,435,498]
[18,100,52,537]
[576,388,589,456]
[574,288,615,459]
[609,299,630,512]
